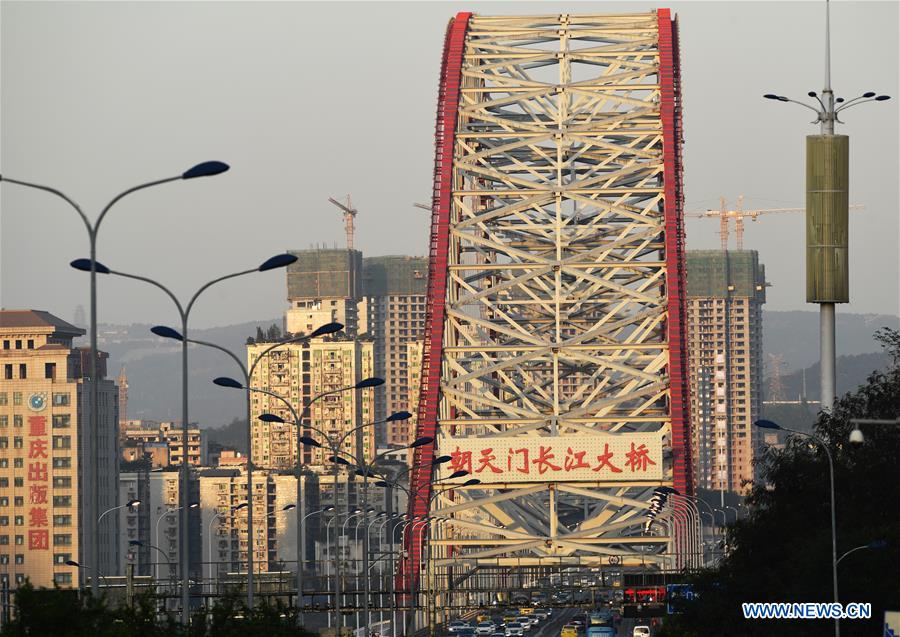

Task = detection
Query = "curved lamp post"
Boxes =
[1,161,228,597]
[836,540,887,566]
[222,375,384,628]
[156,320,342,608]
[757,418,839,637]
[207,502,248,595]
[72,252,296,623]
[155,502,199,581]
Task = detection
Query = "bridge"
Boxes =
[402,8,693,628]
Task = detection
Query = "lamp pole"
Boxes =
[240,378,384,628]
[176,321,342,609]
[207,502,248,596]
[74,253,296,623]
[155,503,198,582]
[0,162,229,595]
[757,419,839,636]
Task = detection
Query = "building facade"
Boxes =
[361,256,428,444]
[120,420,206,468]
[248,339,376,471]
[686,251,766,495]
[0,310,119,588]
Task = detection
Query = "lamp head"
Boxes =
[754,419,782,431]
[449,470,469,479]
[462,479,481,487]
[876,95,891,101]
[374,480,389,488]
[355,377,385,389]
[386,411,412,422]
[299,436,322,448]
[869,540,888,550]
[70,258,110,274]
[127,499,141,507]
[129,540,142,547]
[409,436,433,449]
[808,91,817,97]
[259,413,286,423]
[182,161,230,179]
[150,325,184,341]
[188,502,200,509]
[849,428,865,444]
[863,91,877,98]
[432,455,452,466]
[233,502,249,511]
[323,506,335,512]
[65,560,81,567]
[327,455,351,466]
[213,376,244,390]
[258,253,298,272]
[311,322,344,338]
[763,94,780,100]
[282,504,297,512]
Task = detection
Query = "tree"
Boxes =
[660,329,900,636]
[256,326,266,343]
[266,323,282,341]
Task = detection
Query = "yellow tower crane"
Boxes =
[685,195,864,250]
[328,194,357,251]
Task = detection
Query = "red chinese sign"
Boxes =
[440,433,663,482]
[26,416,49,551]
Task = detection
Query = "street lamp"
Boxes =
[226,376,385,628]
[163,320,342,608]
[65,559,109,590]
[836,540,887,566]
[0,161,229,596]
[73,252,296,623]
[756,418,839,636]
[207,502,248,595]
[155,502,199,581]
[848,417,900,444]
[98,499,141,568]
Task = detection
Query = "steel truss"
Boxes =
[405,10,690,601]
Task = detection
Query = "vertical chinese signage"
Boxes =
[436,433,665,482]
[27,416,50,551]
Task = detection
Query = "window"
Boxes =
[52,457,71,469]
[13,497,22,507]
[13,459,22,469]
[53,573,72,585]
[0,393,5,405]
[0,416,6,428]
[27,340,34,349]
[14,340,21,350]
[0,517,8,526]
[53,534,72,546]
[0,460,6,469]
[52,436,71,450]
[52,393,70,406]
[52,477,71,488]
[0,478,6,487]
[4,365,12,380]
[0,438,6,449]
[14,535,23,546]
[14,554,23,565]
[13,392,21,406]
[14,478,23,488]
[53,496,71,507]
[13,415,22,428]
[18,364,26,379]
[45,363,56,380]
[53,553,71,564]
[52,415,70,429]
[14,516,23,527]
[13,437,23,449]
[0,556,6,565]
[52,515,72,527]
[2,341,8,350]
[0,536,7,546]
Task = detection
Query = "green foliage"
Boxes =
[1,584,317,637]
[660,329,900,637]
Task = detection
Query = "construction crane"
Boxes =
[327,194,357,251]
[685,195,864,250]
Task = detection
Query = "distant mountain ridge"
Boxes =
[84,311,897,430]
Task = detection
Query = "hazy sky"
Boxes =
[2,1,898,330]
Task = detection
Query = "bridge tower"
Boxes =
[404,9,691,615]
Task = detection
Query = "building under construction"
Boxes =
[285,248,363,335]
[686,250,766,494]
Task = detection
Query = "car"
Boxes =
[533,610,549,621]
[586,629,615,637]
[633,627,651,637]
[457,628,476,637]
[505,622,524,637]
[449,620,471,633]
[561,625,578,637]
[476,622,497,636]
[518,617,536,631]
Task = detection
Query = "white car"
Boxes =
[505,622,524,637]
[449,621,471,633]
[475,622,496,636]
[633,626,651,637]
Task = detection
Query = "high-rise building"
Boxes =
[247,338,376,471]
[685,251,766,494]
[0,310,119,588]
[119,420,206,468]
[284,249,363,336]
[361,256,428,443]
[198,469,318,579]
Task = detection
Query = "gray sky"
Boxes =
[2,1,898,329]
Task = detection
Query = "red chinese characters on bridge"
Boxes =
[27,416,50,551]
[446,437,660,480]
